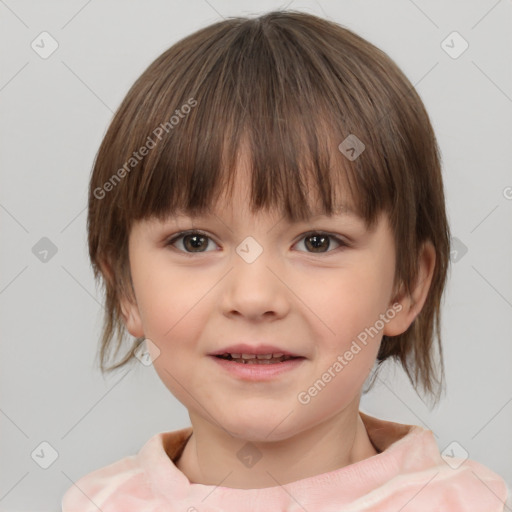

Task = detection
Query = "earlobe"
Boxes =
[120,296,144,338]
[383,241,436,337]
[99,257,145,338]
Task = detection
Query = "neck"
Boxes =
[175,404,378,489]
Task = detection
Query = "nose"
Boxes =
[221,242,291,321]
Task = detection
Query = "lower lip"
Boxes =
[209,356,305,381]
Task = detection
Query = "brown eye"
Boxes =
[296,232,346,254]
[182,234,209,252]
[167,231,217,253]
[305,234,330,252]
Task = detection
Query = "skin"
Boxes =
[116,153,436,489]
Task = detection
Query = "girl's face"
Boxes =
[121,158,406,442]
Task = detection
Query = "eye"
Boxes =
[294,232,348,254]
[166,230,219,254]
[165,230,349,255]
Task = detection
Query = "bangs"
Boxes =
[109,13,402,232]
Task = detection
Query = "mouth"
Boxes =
[210,351,306,380]
[214,353,303,365]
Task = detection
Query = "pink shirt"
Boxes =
[62,411,510,511]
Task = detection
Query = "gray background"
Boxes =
[1,0,511,510]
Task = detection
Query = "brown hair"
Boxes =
[87,10,450,405]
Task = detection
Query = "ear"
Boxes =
[98,257,144,338]
[383,241,436,337]
[119,294,144,338]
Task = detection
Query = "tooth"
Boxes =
[256,354,273,359]
[272,353,284,358]
[231,353,241,358]
[241,353,256,359]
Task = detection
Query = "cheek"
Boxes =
[303,264,392,403]
[295,340,379,428]
[131,256,204,339]
[319,266,392,343]
[136,263,214,401]
[132,261,220,401]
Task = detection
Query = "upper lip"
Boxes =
[209,343,303,357]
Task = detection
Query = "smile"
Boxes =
[210,354,306,381]
[215,353,299,364]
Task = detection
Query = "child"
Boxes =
[62,10,510,511]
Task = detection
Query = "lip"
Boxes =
[210,354,306,381]
[208,343,301,357]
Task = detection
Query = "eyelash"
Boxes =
[165,230,350,256]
